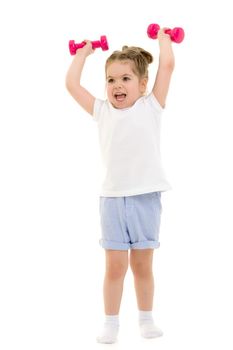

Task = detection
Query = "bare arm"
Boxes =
[65,41,95,115]
[152,29,175,108]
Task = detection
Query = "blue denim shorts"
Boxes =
[99,192,162,250]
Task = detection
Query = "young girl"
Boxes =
[66,29,174,344]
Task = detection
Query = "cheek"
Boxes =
[133,85,142,95]
[106,85,112,96]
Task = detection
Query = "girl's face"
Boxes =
[106,60,147,109]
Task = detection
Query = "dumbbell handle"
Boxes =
[147,23,185,43]
[69,35,109,55]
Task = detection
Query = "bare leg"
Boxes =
[103,250,129,314]
[130,249,154,310]
[97,250,128,343]
[130,249,163,338]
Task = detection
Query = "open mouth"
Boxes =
[114,93,126,101]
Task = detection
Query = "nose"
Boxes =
[114,79,123,89]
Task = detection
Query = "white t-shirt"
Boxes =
[93,92,171,197]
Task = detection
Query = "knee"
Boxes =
[130,261,152,279]
[106,261,128,280]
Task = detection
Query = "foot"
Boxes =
[140,322,163,338]
[96,324,119,344]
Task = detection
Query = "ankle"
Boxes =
[104,314,119,327]
[138,310,154,325]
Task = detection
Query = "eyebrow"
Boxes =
[106,74,132,79]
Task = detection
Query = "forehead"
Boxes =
[106,60,136,77]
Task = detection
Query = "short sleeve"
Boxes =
[92,98,105,122]
[145,93,164,114]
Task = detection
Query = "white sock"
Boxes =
[96,315,119,344]
[139,310,163,338]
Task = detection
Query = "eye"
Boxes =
[123,76,130,81]
[107,78,114,83]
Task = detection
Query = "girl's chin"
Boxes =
[112,102,128,109]
[110,98,132,109]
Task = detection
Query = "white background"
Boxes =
[1,0,233,349]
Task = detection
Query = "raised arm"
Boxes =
[152,29,175,108]
[66,41,95,115]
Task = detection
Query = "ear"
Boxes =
[140,77,148,93]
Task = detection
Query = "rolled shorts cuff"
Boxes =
[99,239,160,250]
[131,240,160,250]
[99,239,130,250]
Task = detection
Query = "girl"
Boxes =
[66,29,174,344]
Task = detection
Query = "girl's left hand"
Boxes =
[157,28,171,42]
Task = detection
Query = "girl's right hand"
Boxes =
[75,40,95,57]
[157,28,171,42]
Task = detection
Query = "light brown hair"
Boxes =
[105,46,153,80]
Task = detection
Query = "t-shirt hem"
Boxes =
[99,185,172,197]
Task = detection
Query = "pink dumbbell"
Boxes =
[147,23,185,43]
[69,35,109,55]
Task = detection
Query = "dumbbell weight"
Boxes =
[69,35,109,55]
[147,23,185,43]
